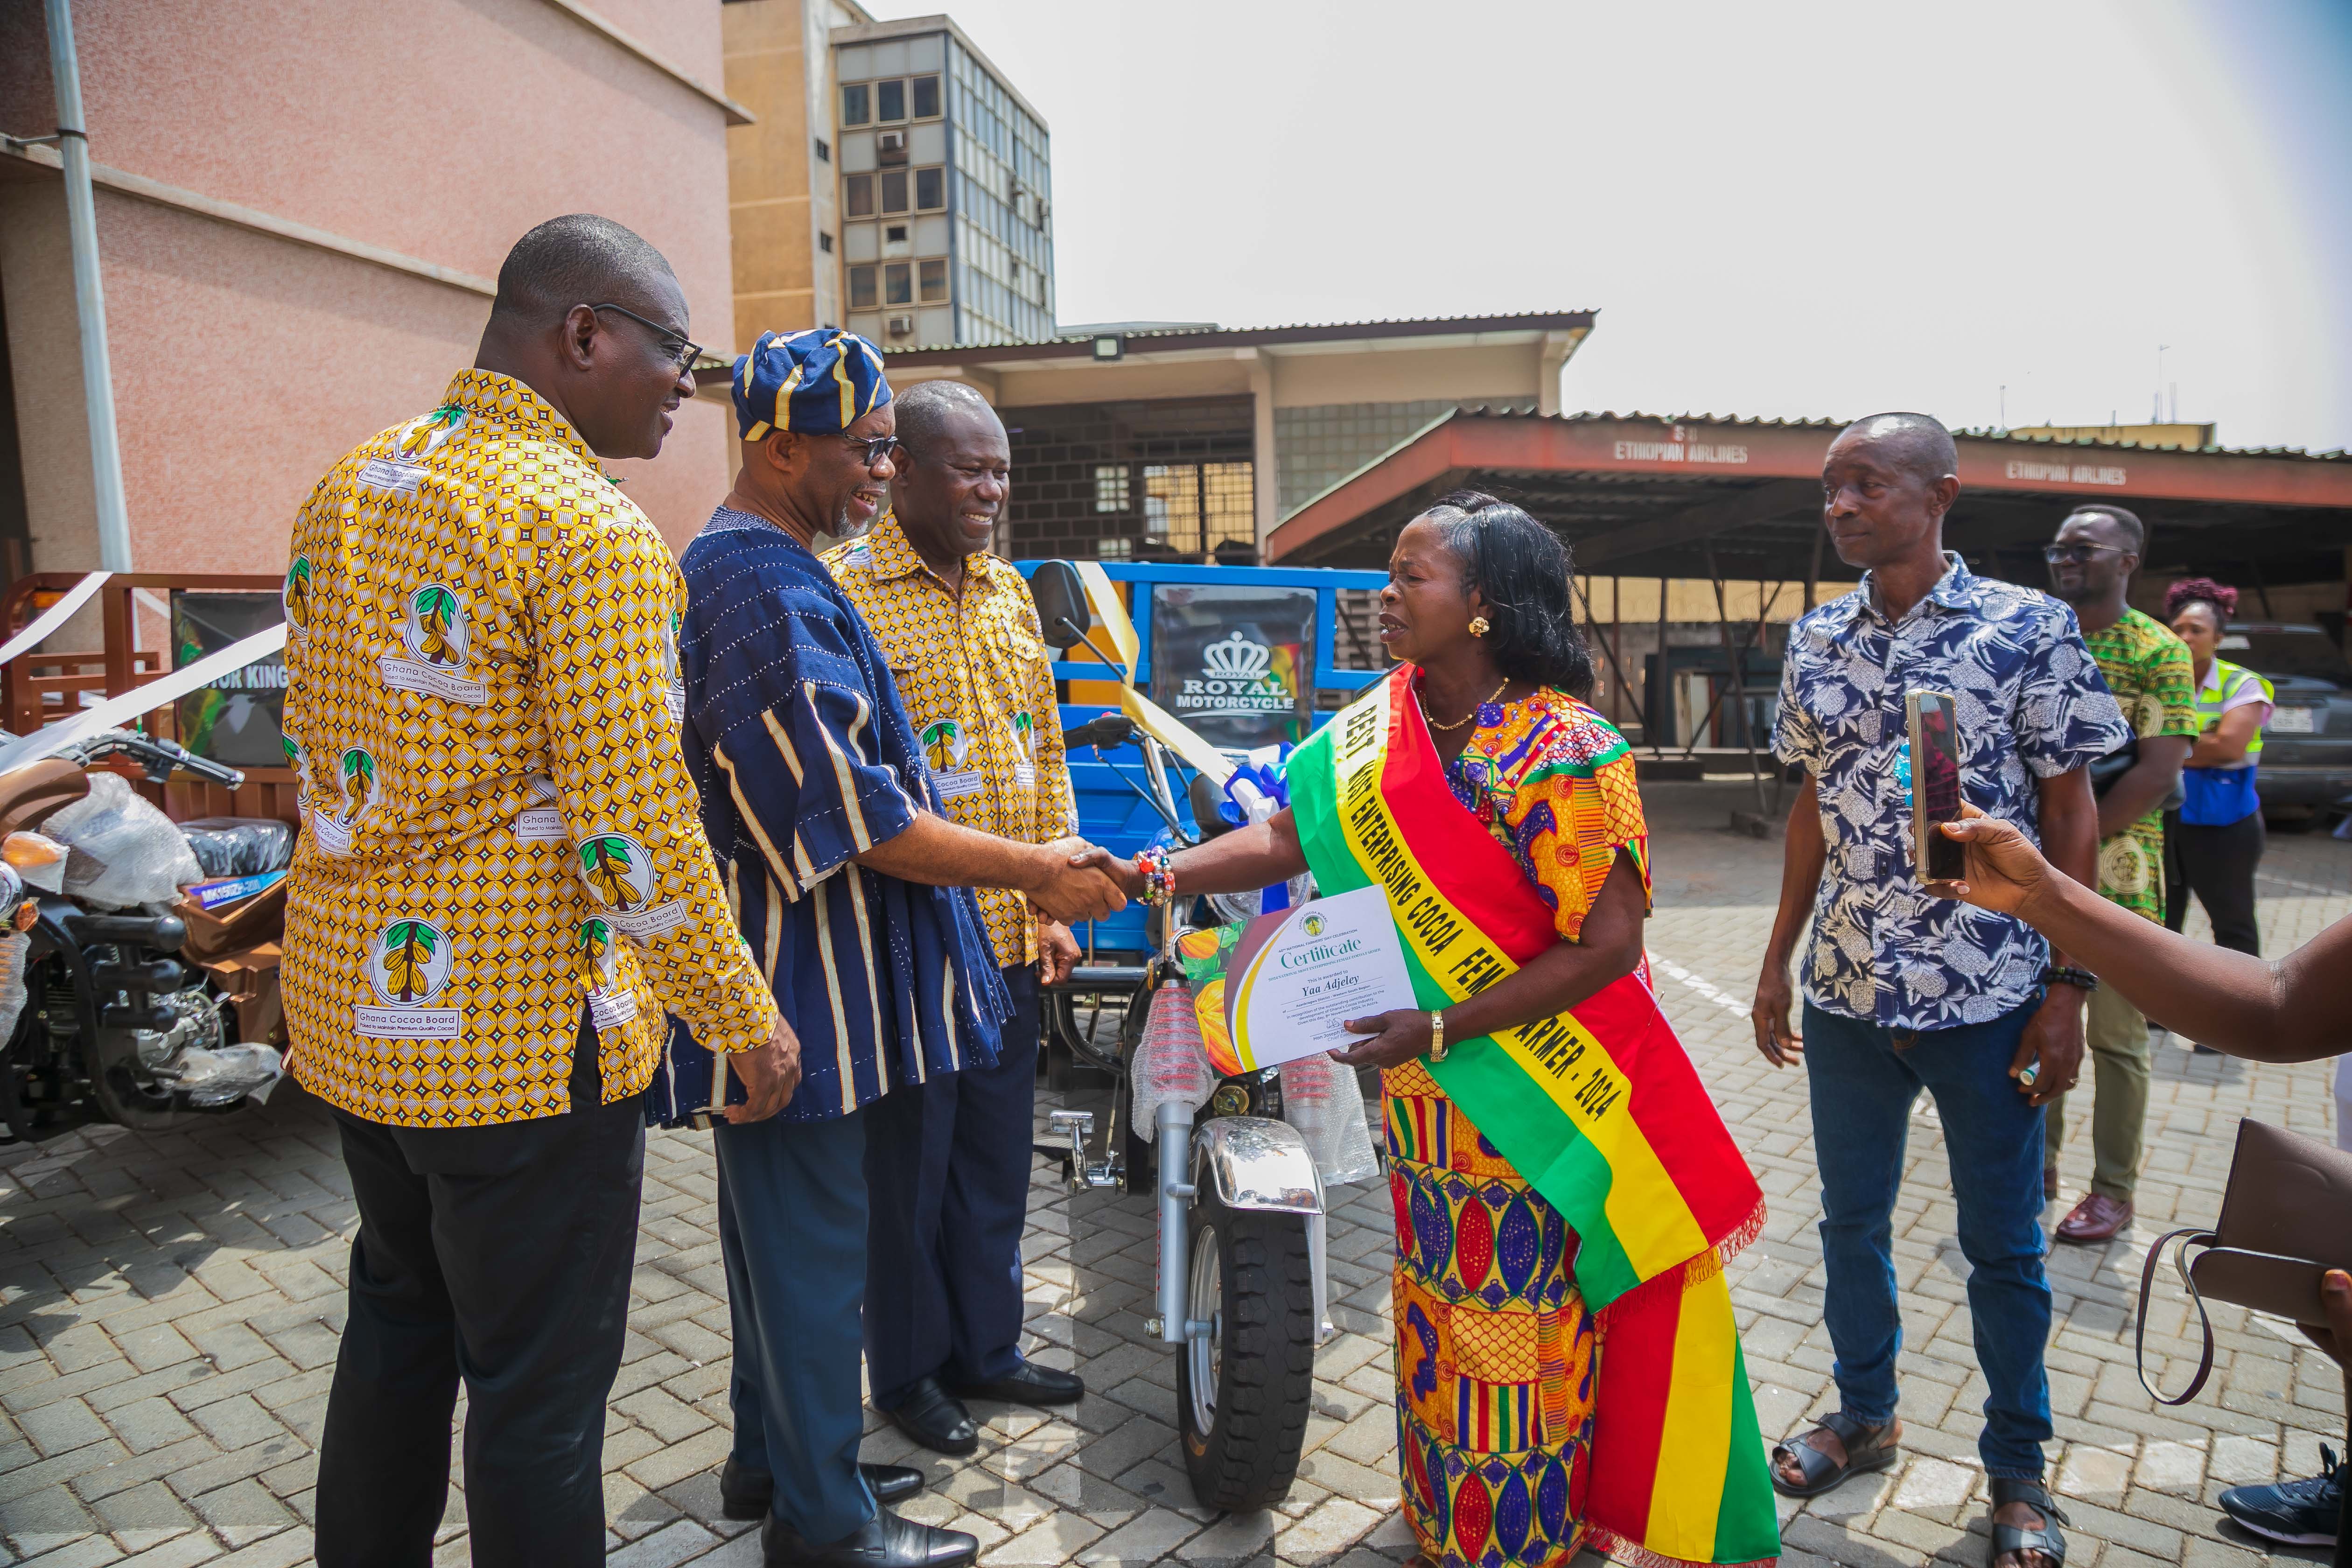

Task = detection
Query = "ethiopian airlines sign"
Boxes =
[1611,425,1750,465]
[2003,458,2128,487]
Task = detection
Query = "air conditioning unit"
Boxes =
[887,314,915,337]
[876,130,908,165]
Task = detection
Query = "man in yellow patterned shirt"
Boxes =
[282,215,791,1567]
[826,380,1086,1454]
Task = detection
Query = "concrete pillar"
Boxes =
[1538,331,1575,417]
[1246,348,1276,551]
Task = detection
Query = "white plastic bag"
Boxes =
[44,772,203,909]
[0,929,27,1051]
[3,832,68,893]
[174,1043,285,1107]
[1281,1050,1380,1186]
[1130,980,1216,1142]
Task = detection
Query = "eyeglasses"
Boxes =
[844,434,901,468]
[584,303,700,374]
[2042,543,2125,565]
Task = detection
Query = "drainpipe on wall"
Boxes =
[46,0,133,571]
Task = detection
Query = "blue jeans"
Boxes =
[1801,1000,2053,1479]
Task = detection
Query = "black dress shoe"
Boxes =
[883,1375,979,1456]
[722,1458,924,1520]
[763,1506,976,1568]
[947,1359,1084,1408]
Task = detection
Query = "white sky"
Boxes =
[871,0,2352,454]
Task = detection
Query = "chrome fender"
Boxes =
[1191,1115,1323,1215]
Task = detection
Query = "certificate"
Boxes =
[1176,883,1420,1073]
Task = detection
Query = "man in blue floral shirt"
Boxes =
[1750,413,2126,1568]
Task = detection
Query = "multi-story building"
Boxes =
[723,3,1053,350]
[3,0,749,574]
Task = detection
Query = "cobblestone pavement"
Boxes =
[2,780,2348,1567]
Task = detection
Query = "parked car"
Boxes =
[2217,622,2352,818]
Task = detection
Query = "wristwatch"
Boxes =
[1428,1008,1449,1062]
[2041,965,2100,993]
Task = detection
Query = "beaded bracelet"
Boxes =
[1134,845,1176,907]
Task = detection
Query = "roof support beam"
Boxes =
[1572,478,1822,569]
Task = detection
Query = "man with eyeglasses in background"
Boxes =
[287,214,796,1567]
[665,329,1124,1568]
[2041,505,2197,1244]
[826,379,1086,1457]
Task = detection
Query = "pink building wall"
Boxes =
[0,0,745,569]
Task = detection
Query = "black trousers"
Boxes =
[2163,807,2264,957]
[862,962,1042,1409]
[314,1015,646,1568]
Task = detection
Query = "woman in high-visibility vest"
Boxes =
[2161,579,2273,983]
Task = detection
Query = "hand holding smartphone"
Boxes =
[1907,690,1966,882]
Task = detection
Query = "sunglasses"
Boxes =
[2042,543,2125,565]
[584,302,700,374]
[845,434,901,467]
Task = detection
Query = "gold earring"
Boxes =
[1468,616,1490,637]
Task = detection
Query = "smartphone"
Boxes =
[1907,689,1966,882]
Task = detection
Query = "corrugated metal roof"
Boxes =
[874,309,1598,360]
[1440,407,2349,463]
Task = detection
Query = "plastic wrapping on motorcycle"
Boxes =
[1191,1115,1323,1214]
[44,774,203,909]
[1278,1052,1380,1186]
[4,831,69,893]
[177,818,294,879]
[0,930,28,1054]
[1131,978,1216,1142]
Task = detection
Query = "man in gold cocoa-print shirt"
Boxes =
[280,215,793,1567]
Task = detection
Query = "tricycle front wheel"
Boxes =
[1176,1187,1315,1511]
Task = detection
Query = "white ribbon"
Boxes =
[0,571,111,669]
[0,624,288,777]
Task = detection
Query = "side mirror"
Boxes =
[1029,560,1092,651]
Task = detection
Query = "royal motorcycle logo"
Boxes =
[1176,631,1295,717]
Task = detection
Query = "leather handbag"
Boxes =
[2135,1117,2352,1405]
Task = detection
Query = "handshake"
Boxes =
[1026,837,1139,923]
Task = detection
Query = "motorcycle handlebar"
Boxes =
[1064,712,1139,751]
[72,731,245,791]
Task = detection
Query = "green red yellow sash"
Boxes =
[1288,672,1778,1568]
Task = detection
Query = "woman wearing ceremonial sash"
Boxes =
[1077,495,1778,1568]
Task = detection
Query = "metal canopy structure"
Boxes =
[1265,410,2352,589]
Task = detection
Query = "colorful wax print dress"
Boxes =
[1384,686,1651,1568]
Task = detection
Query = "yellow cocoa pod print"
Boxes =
[412,586,461,666]
[581,837,641,910]
[575,919,613,989]
[382,920,438,1004]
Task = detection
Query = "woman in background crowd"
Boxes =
[2162,580,2272,1013]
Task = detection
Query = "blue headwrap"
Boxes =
[731,329,893,441]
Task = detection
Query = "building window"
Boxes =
[880,170,909,214]
[877,78,906,122]
[1093,465,1129,513]
[844,173,873,217]
[819,231,834,253]
[814,138,830,161]
[842,83,869,126]
[1097,536,1132,560]
[884,262,913,306]
[918,259,948,303]
[912,75,940,118]
[884,223,908,244]
[914,167,944,210]
[1142,462,1255,555]
[848,266,877,309]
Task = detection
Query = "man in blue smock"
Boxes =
[666,330,1124,1568]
